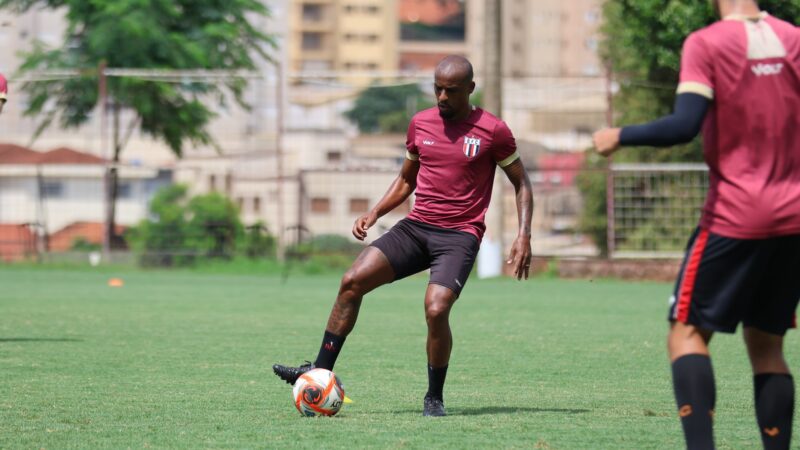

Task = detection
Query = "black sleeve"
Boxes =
[619,93,710,147]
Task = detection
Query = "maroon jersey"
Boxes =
[405,106,519,240]
[677,13,800,238]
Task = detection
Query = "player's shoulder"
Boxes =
[410,107,440,124]
[470,107,507,130]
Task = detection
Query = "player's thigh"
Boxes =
[368,219,430,282]
[743,234,800,336]
[428,229,479,298]
[668,228,766,333]
[342,246,397,293]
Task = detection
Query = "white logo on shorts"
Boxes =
[454,279,462,287]
[668,295,676,306]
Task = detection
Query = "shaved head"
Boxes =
[435,55,474,84]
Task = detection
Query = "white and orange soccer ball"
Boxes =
[292,368,345,417]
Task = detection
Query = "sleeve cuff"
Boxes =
[497,151,520,168]
[677,82,713,99]
[405,150,419,161]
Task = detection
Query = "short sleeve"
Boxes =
[405,116,419,161]
[676,33,714,99]
[0,74,7,101]
[492,121,519,167]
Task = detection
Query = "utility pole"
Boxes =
[99,61,111,263]
[274,61,286,261]
[484,0,506,267]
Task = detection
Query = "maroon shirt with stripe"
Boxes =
[677,13,800,238]
[405,106,519,241]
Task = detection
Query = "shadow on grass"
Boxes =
[390,406,590,416]
[0,338,83,343]
[454,406,590,416]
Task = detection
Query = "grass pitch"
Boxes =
[1,267,797,449]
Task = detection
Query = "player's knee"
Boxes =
[425,300,451,323]
[339,269,364,296]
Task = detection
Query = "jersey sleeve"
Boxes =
[676,33,714,99]
[405,116,419,161]
[492,121,519,167]
[0,74,7,101]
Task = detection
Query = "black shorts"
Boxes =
[370,218,479,297]
[668,228,800,335]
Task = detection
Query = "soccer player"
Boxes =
[593,1,800,449]
[0,73,7,115]
[273,55,533,417]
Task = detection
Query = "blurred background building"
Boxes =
[0,0,606,261]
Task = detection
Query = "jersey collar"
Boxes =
[723,11,768,22]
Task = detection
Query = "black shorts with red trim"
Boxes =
[370,218,479,297]
[668,228,800,335]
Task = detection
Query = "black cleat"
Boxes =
[423,393,446,417]
[272,361,314,385]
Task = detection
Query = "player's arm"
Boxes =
[352,157,419,241]
[0,73,7,115]
[501,159,533,280]
[593,93,710,156]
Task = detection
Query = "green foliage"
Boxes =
[0,0,275,155]
[69,237,101,252]
[242,222,276,259]
[126,184,192,267]
[186,192,244,260]
[345,83,430,133]
[575,151,609,256]
[600,0,800,163]
[126,184,254,267]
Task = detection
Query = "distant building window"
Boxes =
[343,33,357,41]
[302,32,323,50]
[344,5,356,13]
[302,4,323,22]
[236,197,244,211]
[253,197,261,214]
[42,181,64,198]
[225,173,233,193]
[585,9,600,24]
[365,63,378,70]
[349,198,369,214]
[209,174,216,191]
[585,37,598,51]
[365,5,380,14]
[365,34,379,43]
[311,197,331,214]
[117,182,132,199]
[327,151,342,163]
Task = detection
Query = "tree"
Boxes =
[601,0,800,163]
[0,0,275,248]
[345,83,430,133]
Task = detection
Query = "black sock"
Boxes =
[672,354,716,450]
[313,330,345,370]
[754,373,794,450]
[427,364,448,401]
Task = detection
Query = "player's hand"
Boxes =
[352,212,378,241]
[593,127,622,157]
[506,234,532,280]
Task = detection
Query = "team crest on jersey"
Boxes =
[463,136,481,158]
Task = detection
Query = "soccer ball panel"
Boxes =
[292,368,345,417]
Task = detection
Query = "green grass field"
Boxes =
[1,267,798,449]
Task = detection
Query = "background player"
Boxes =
[0,73,7,115]
[274,55,534,417]
[593,1,800,448]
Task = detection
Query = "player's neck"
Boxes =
[443,104,474,123]
[719,1,761,19]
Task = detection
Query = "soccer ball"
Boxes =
[292,368,345,417]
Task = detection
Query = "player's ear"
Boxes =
[468,81,475,94]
